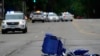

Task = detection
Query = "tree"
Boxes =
[70,0,85,17]
[5,0,25,11]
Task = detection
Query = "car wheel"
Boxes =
[70,19,73,22]
[61,19,64,22]
[42,20,45,23]
[22,27,27,33]
[65,20,68,22]
[57,20,60,22]
[32,20,35,23]
[1,29,7,34]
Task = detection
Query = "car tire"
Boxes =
[70,19,73,22]
[57,20,60,22]
[22,27,27,33]
[62,20,64,22]
[42,20,45,23]
[32,20,35,23]
[61,19,64,22]
[65,20,68,22]
[1,29,7,34]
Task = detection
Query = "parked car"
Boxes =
[30,11,45,23]
[1,11,27,34]
[47,12,59,22]
[61,12,74,22]
[43,12,48,22]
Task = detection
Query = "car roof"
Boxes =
[6,11,23,15]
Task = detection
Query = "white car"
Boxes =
[43,12,48,22]
[61,12,74,22]
[30,11,45,23]
[1,11,27,34]
[47,12,59,22]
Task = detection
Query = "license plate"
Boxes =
[9,25,16,28]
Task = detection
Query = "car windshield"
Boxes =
[5,14,24,20]
[48,14,56,16]
[33,13,42,15]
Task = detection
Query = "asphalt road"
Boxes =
[0,19,100,56]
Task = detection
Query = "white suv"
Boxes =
[1,11,27,34]
[30,11,45,23]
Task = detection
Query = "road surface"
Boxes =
[0,19,100,56]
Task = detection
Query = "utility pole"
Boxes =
[2,0,4,19]
[22,0,26,14]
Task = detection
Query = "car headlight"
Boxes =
[20,21,26,24]
[1,21,6,25]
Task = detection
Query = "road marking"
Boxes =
[72,19,100,36]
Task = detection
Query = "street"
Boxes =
[0,19,100,56]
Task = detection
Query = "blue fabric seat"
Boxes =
[42,33,66,55]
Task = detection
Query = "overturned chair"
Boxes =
[41,33,66,56]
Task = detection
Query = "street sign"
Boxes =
[33,0,36,3]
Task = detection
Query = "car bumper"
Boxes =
[62,18,73,20]
[2,25,26,30]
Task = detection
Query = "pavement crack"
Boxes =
[5,49,18,56]
[0,41,5,43]
[5,40,34,56]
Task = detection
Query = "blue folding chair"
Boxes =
[42,33,66,56]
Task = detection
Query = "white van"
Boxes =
[1,11,27,34]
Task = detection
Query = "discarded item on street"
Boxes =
[41,33,100,56]
[42,33,66,56]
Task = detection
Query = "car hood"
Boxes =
[48,16,58,19]
[3,19,26,22]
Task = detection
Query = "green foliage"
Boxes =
[5,0,24,11]
[70,0,85,16]
[4,0,94,17]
